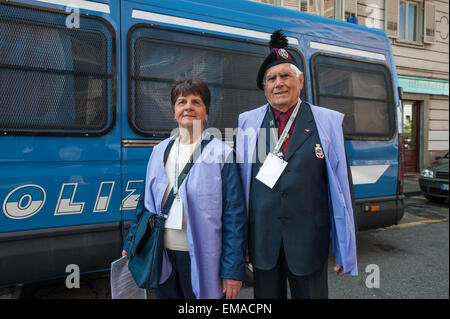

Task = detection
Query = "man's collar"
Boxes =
[270,99,302,120]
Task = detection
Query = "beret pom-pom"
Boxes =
[269,29,288,50]
[257,29,298,90]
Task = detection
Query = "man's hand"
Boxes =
[222,279,242,299]
[333,263,345,276]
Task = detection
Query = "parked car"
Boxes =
[419,153,449,202]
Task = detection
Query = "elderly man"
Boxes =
[236,30,357,299]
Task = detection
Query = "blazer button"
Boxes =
[281,191,288,198]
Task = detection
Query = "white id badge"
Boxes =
[164,197,183,230]
[255,152,288,189]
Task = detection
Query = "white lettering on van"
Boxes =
[2,185,46,219]
[2,181,146,219]
[93,181,114,212]
[121,180,144,210]
[54,183,85,215]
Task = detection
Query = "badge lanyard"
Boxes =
[269,98,301,159]
[161,132,212,220]
[173,137,181,198]
[173,132,204,198]
[255,99,301,189]
[166,135,202,230]
[164,136,182,229]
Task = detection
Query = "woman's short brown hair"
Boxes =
[170,79,210,115]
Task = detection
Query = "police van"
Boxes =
[0,0,404,287]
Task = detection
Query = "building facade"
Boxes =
[253,0,449,173]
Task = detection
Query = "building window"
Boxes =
[386,0,436,44]
[254,0,277,5]
[303,0,343,19]
[313,0,333,17]
[257,0,345,20]
[399,1,419,42]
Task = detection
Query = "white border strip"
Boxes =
[132,9,299,45]
[350,165,390,185]
[310,41,385,61]
[35,0,110,14]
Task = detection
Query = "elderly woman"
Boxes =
[122,79,247,299]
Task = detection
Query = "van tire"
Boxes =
[424,194,446,203]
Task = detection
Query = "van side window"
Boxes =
[0,4,114,135]
[128,27,306,136]
[312,54,395,139]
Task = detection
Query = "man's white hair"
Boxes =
[290,64,302,78]
[263,63,303,86]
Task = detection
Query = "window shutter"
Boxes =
[423,2,436,44]
[384,0,399,38]
[300,0,308,12]
[345,0,357,19]
[282,0,300,10]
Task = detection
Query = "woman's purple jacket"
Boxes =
[123,134,248,298]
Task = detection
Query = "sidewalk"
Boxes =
[403,173,422,197]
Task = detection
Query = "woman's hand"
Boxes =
[222,279,242,299]
[122,250,128,258]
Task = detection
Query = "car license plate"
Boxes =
[441,184,449,190]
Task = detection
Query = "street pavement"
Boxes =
[237,193,449,299]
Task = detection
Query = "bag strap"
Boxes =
[160,135,213,217]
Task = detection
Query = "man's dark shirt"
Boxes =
[271,103,298,157]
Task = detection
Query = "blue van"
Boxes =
[0,0,404,287]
